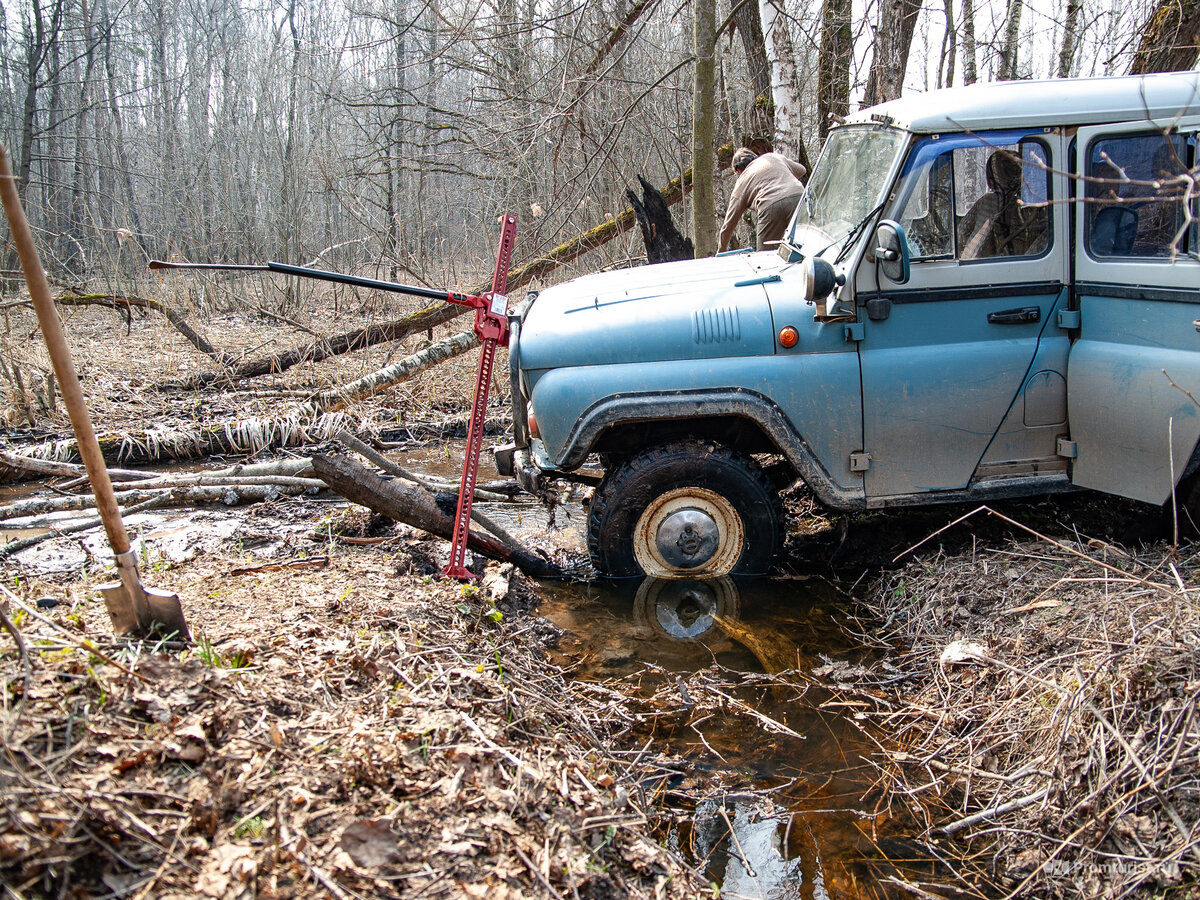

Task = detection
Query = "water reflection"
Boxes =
[538,574,942,899]
[633,575,739,640]
[693,799,823,899]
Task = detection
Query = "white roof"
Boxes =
[845,72,1200,134]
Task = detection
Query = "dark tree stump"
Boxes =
[627,174,694,264]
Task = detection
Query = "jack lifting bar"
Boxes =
[150,214,519,580]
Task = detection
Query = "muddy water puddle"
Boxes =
[538,575,945,899]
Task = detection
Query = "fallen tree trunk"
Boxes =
[0,482,317,523]
[156,300,467,392]
[0,449,314,486]
[0,331,483,479]
[335,432,519,547]
[312,331,478,411]
[0,448,156,482]
[311,452,561,579]
[0,412,355,478]
[151,169,701,392]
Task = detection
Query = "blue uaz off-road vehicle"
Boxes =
[497,72,1200,578]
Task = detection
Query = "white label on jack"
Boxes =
[490,293,508,315]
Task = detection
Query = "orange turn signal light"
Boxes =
[778,326,799,349]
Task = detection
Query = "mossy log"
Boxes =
[311,452,562,579]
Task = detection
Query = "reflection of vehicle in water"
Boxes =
[500,72,1200,580]
[633,576,739,640]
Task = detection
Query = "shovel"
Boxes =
[0,145,188,640]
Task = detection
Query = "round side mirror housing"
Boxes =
[872,220,910,284]
[803,257,844,303]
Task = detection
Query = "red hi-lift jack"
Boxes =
[442,214,517,578]
[150,215,519,581]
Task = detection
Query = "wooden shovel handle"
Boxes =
[0,145,130,556]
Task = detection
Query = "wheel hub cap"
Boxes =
[655,508,719,568]
[633,488,744,577]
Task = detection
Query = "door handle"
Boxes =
[987,306,1041,325]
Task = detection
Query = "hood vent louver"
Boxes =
[692,306,741,345]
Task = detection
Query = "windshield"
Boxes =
[785,125,908,255]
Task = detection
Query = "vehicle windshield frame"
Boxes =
[782,124,909,259]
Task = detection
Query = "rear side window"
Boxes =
[1086,132,1190,258]
[896,138,1050,261]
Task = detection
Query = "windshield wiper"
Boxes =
[834,202,886,264]
[808,201,887,263]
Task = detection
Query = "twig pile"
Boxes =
[835,526,1200,898]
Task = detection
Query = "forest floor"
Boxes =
[1,301,1199,898]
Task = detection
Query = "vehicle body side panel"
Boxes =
[1068,118,1200,504]
[976,290,1071,470]
[527,351,864,496]
[858,286,1065,495]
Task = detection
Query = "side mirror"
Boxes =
[872,220,910,284]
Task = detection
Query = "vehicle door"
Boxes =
[1068,118,1200,504]
[854,130,1071,502]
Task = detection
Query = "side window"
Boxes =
[1086,132,1189,258]
[897,154,954,259]
[896,139,1050,262]
[955,142,1050,259]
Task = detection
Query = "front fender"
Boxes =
[528,355,865,508]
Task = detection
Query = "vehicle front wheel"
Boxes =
[587,441,783,578]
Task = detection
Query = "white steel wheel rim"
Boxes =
[633,488,744,578]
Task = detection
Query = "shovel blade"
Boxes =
[100,580,145,635]
[99,580,188,640]
[144,586,189,640]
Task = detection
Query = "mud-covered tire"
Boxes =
[587,440,784,578]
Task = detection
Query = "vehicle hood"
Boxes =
[518,252,785,372]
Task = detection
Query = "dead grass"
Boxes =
[821,508,1200,898]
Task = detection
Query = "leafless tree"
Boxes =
[0,0,1189,299]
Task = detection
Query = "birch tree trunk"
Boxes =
[1056,0,1082,77]
[962,0,979,84]
[758,0,807,161]
[692,0,717,257]
[310,331,479,412]
[997,0,1024,80]
[730,0,774,144]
